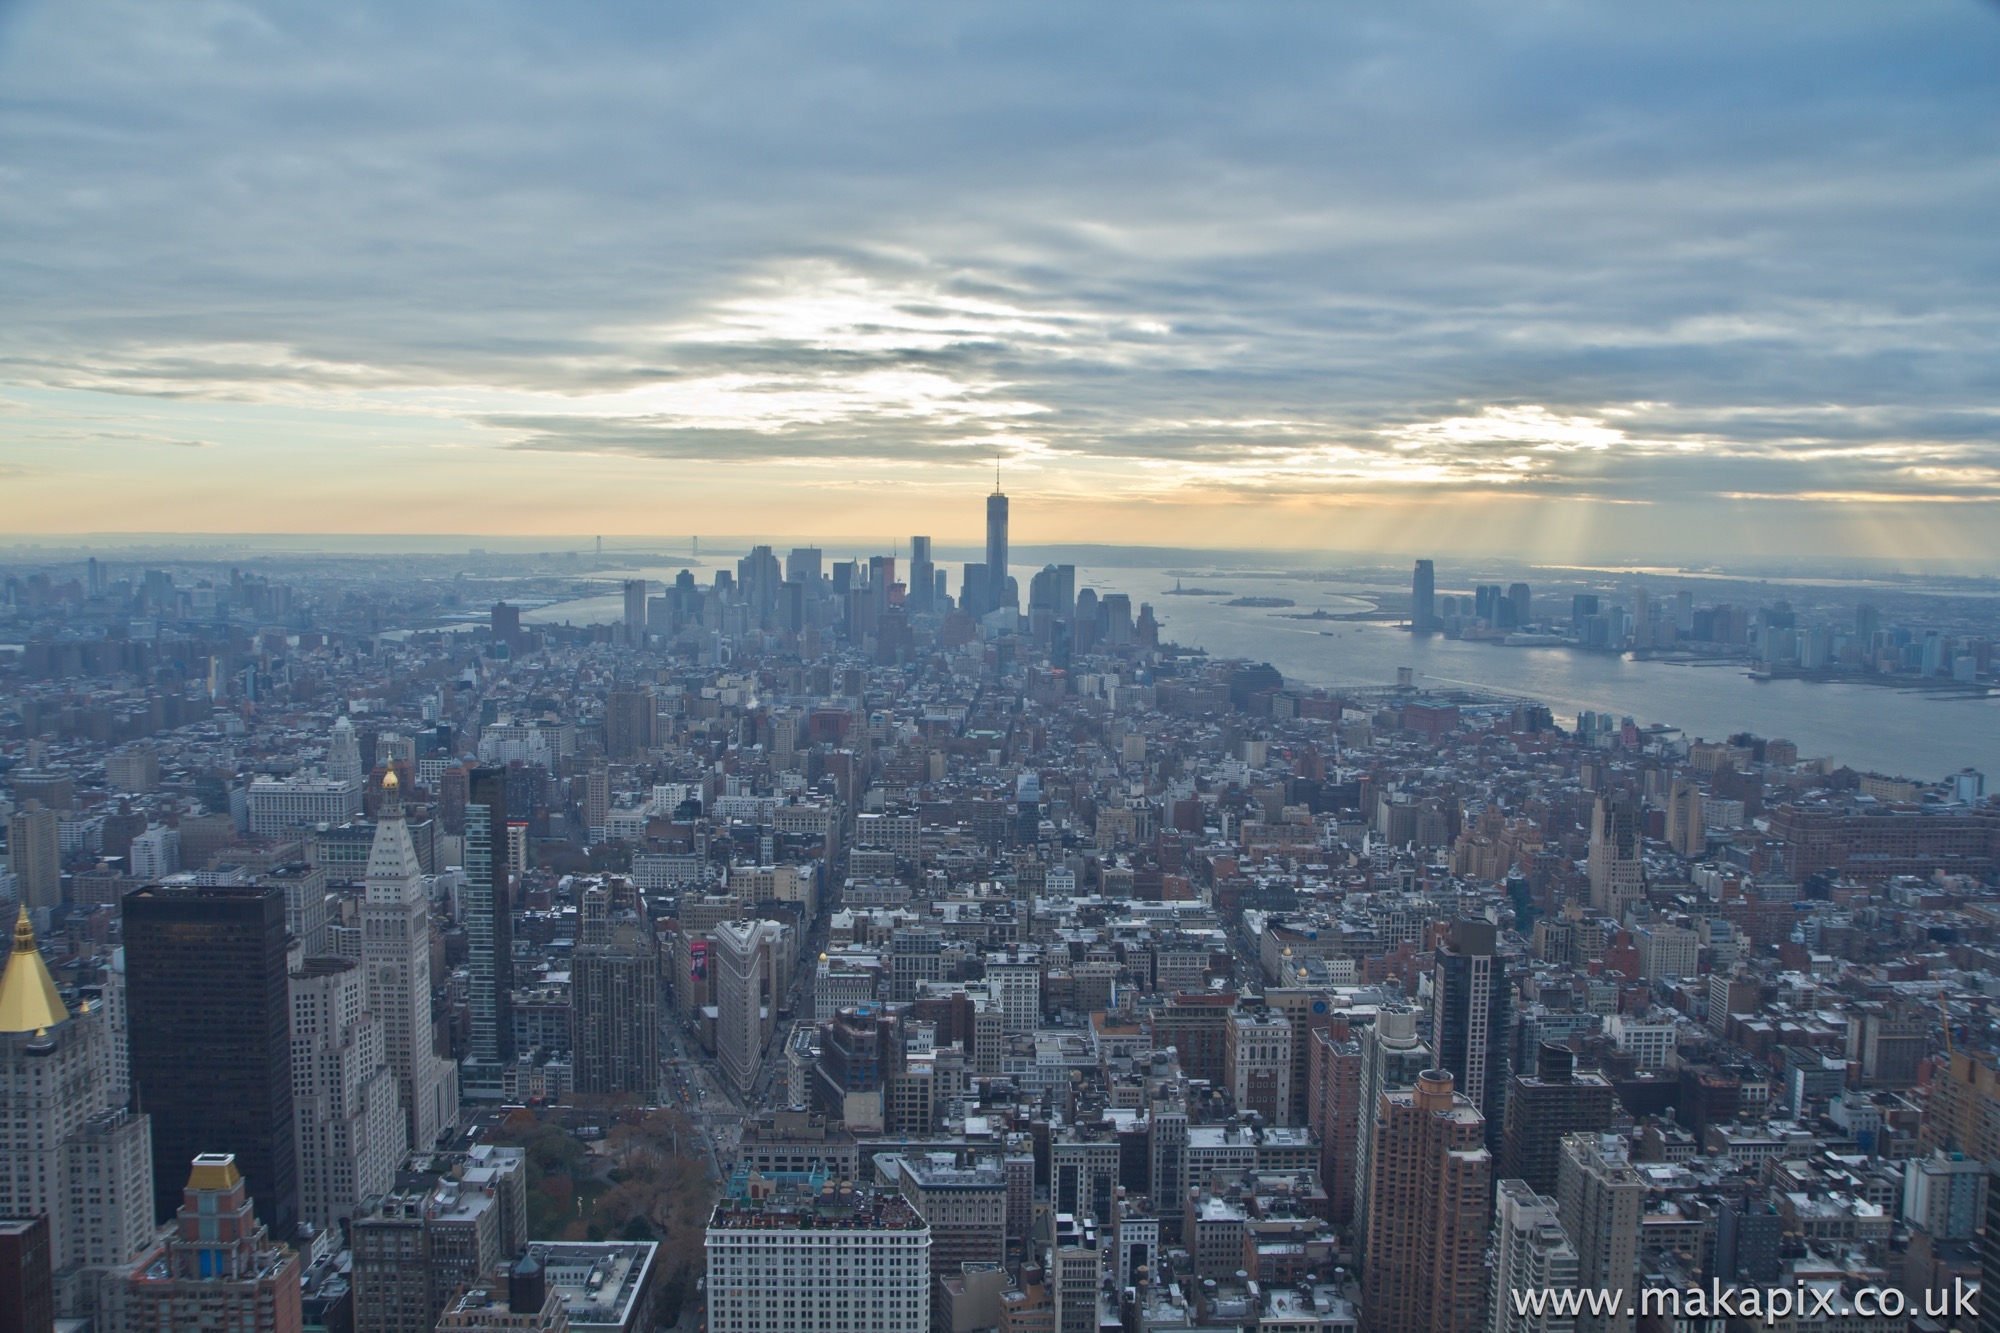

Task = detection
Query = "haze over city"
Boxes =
[4,3,2000,561]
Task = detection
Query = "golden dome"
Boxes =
[0,908,69,1035]
[382,767,400,790]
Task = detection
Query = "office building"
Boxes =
[1665,777,1705,857]
[1308,1026,1363,1225]
[1050,1212,1102,1333]
[461,765,515,1100]
[1353,1006,1432,1267]
[362,770,457,1150]
[707,1187,930,1333]
[985,487,1010,616]
[1489,1179,1579,1333]
[6,805,60,912]
[1499,1043,1615,1197]
[1556,1134,1642,1333]
[1225,1007,1294,1126]
[1431,918,1510,1149]
[604,689,653,760]
[1587,795,1644,921]
[1903,1150,1988,1243]
[622,579,647,648]
[713,918,776,1096]
[1361,1070,1491,1333]
[328,716,364,784]
[573,914,661,1098]
[896,1157,1007,1284]
[1412,560,1437,631]
[120,1154,303,1333]
[247,774,363,838]
[124,884,298,1237]
[986,947,1042,1034]
[290,956,402,1232]
[907,536,933,614]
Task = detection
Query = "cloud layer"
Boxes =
[3,1,1999,553]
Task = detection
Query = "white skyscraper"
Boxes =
[362,770,457,1150]
[291,956,404,1231]
[712,919,774,1095]
[707,1188,931,1333]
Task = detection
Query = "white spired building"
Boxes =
[363,770,457,1150]
[291,956,404,1231]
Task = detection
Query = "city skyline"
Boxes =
[4,4,2000,560]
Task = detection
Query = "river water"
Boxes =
[522,564,1999,781]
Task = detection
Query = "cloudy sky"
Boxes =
[3,2,1998,561]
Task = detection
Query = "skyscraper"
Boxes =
[1432,917,1511,1151]
[1412,559,1437,631]
[460,765,515,1102]
[713,918,775,1095]
[1587,795,1644,921]
[908,536,933,614]
[362,770,456,1151]
[1556,1133,1643,1333]
[572,909,661,1097]
[1361,1070,1491,1333]
[604,689,654,760]
[2,908,157,1291]
[621,578,647,648]
[327,716,363,784]
[290,957,402,1231]
[124,884,298,1235]
[985,487,1010,616]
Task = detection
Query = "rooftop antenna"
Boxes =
[994,455,1002,494]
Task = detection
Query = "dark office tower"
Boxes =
[831,560,855,597]
[785,546,824,587]
[960,562,989,618]
[933,568,949,609]
[1507,582,1532,628]
[621,579,647,648]
[0,1216,54,1333]
[1499,1042,1614,1196]
[123,884,297,1236]
[1431,917,1510,1152]
[985,488,1010,614]
[460,767,514,1101]
[604,689,653,760]
[1570,592,1599,625]
[1411,559,1436,630]
[908,536,934,613]
[572,919,661,1097]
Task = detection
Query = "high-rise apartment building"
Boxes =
[1665,777,1705,857]
[460,766,515,1101]
[706,1187,931,1333]
[1587,795,1644,921]
[1489,1179,1579,1333]
[1499,1043,1615,1197]
[124,884,298,1236]
[573,914,661,1098]
[121,1154,303,1333]
[1308,1026,1363,1225]
[1432,917,1510,1150]
[1361,1070,1491,1333]
[1556,1133,1643,1333]
[713,918,777,1095]
[1353,1006,1432,1267]
[7,804,60,912]
[290,956,402,1232]
[1412,559,1437,631]
[361,771,456,1151]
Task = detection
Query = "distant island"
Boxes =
[1227,596,1295,607]
[1164,580,1231,596]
